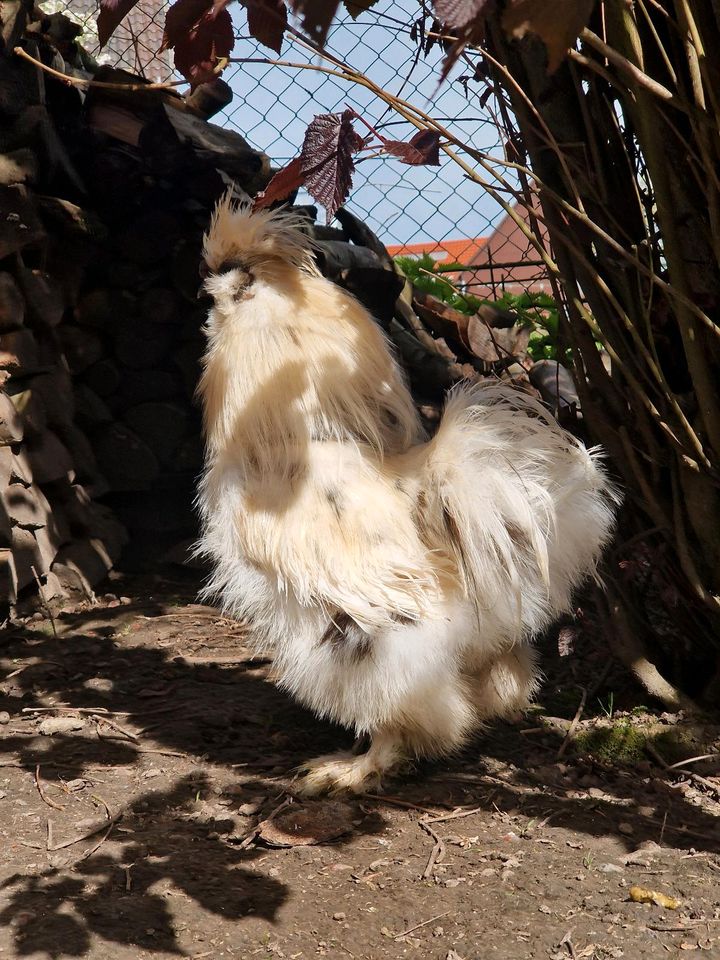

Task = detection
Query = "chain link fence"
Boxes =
[53,0,549,300]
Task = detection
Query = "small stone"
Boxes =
[618,822,634,836]
[38,716,85,736]
[332,912,346,921]
[599,863,624,873]
[120,596,132,605]
[0,711,9,725]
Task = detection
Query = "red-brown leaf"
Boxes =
[161,0,212,51]
[502,0,596,73]
[253,157,306,210]
[383,129,440,166]
[299,110,365,222]
[433,0,492,29]
[291,0,340,47]
[97,0,142,47]
[172,5,235,87]
[245,0,288,53]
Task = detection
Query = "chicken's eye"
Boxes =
[216,259,245,275]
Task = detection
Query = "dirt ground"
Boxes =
[1,570,719,960]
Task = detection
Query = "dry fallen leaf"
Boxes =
[629,885,680,909]
[258,801,354,847]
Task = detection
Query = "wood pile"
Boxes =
[0,3,541,617]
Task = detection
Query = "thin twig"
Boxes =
[92,715,139,743]
[666,753,720,770]
[419,818,446,879]
[34,765,64,811]
[557,687,587,760]
[646,742,720,798]
[13,45,187,91]
[423,805,486,825]
[48,810,122,851]
[364,794,443,815]
[394,910,451,940]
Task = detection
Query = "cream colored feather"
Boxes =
[196,197,619,794]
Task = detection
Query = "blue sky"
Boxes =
[220,0,510,256]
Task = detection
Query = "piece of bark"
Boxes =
[0,548,18,605]
[139,287,181,325]
[185,79,233,119]
[93,423,159,492]
[0,274,25,332]
[0,328,40,375]
[74,287,129,328]
[11,525,43,589]
[57,325,103,375]
[529,359,580,415]
[114,324,176,370]
[73,384,112,430]
[0,0,33,54]
[30,369,75,429]
[0,149,37,186]
[51,538,113,598]
[114,370,181,410]
[15,266,63,327]
[122,401,188,466]
[0,389,24,444]
[6,384,46,437]
[314,240,381,279]
[139,103,270,194]
[35,196,105,239]
[82,359,121,397]
[335,207,396,270]
[25,430,74,484]
[0,185,45,260]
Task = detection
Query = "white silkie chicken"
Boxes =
[196,196,618,794]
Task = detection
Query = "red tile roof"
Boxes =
[386,237,486,266]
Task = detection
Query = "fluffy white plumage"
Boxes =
[196,196,619,794]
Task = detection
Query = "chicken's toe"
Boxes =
[296,750,382,796]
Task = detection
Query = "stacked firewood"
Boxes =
[0,3,277,613]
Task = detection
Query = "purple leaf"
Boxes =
[299,110,365,222]
[383,129,441,166]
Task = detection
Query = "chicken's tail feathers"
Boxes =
[203,191,320,276]
[420,381,620,637]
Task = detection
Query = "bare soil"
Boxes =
[1,571,719,960]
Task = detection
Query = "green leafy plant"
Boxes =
[395,254,565,364]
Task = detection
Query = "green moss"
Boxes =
[574,722,647,765]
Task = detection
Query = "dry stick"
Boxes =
[646,742,720,799]
[667,753,720,770]
[63,822,115,867]
[48,809,122,851]
[22,706,110,715]
[557,687,588,760]
[394,911,451,941]
[418,818,446,880]
[423,805,486,825]
[13,45,188,90]
[364,794,444,815]
[34,765,64,811]
[92,715,139,743]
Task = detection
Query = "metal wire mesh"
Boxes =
[53,0,549,299]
